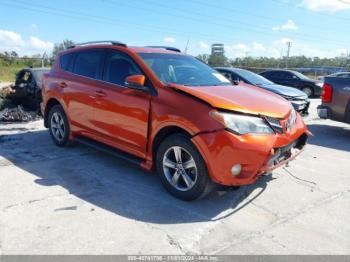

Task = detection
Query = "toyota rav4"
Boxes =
[41,41,309,201]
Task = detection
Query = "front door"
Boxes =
[92,50,151,158]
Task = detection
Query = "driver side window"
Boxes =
[220,71,233,81]
[103,50,142,86]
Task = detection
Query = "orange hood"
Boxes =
[169,82,292,119]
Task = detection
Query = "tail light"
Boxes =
[322,83,333,103]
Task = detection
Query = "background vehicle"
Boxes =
[42,41,308,201]
[317,76,350,124]
[260,69,322,98]
[318,72,350,83]
[10,67,49,109]
[215,67,310,115]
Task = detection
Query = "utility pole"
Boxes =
[285,41,292,68]
[277,48,284,68]
[41,52,47,68]
[184,40,190,54]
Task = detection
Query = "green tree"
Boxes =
[196,54,210,64]
[52,39,75,57]
[208,54,228,67]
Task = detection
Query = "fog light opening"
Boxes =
[231,164,242,176]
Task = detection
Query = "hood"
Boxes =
[169,82,292,119]
[257,83,308,98]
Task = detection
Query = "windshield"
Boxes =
[138,53,231,86]
[235,69,273,85]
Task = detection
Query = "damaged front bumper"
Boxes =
[191,113,308,186]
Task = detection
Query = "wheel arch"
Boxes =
[44,98,63,128]
[151,125,193,167]
[301,85,314,97]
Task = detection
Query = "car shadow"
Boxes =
[0,129,275,224]
[307,123,350,152]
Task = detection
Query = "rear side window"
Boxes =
[60,53,74,71]
[269,71,283,78]
[73,50,104,79]
[103,50,142,86]
[282,72,294,79]
[261,71,272,78]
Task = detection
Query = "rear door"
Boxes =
[281,71,300,88]
[263,71,279,83]
[91,49,152,158]
[62,49,105,132]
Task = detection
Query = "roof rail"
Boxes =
[68,41,127,49]
[145,46,181,53]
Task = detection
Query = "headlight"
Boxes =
[210,111,274,135]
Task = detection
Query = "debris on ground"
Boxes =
[0,105,41,122]
[0,84,15,110]
[0,83,42,122]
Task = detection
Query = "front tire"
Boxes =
[48,104,70,147]
[301,86,314,98]
[156,133,213,201]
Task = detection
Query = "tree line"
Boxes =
[197,53,350,71]
[1,39,349,71]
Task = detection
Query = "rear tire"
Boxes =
[156,133,213,201]
[48,104,70,147]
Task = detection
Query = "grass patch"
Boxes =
[0,65,23,82]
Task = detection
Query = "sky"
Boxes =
[0,0,350,58]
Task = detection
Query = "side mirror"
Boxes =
[125,75,148,92]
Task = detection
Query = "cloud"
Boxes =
[0,29,25,49]
[252,41,266,51]
[29,37,54,53]
[199,41,209,50]
[195,38,346,59]
[163,37,176,43]
[272,20,298,31]
[225,41,265,57]
[299,0,350,12]
[0,29,53,55]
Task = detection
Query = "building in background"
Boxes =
[211,44,225,56]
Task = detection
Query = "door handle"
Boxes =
[95,90,107,97]
[59,82,68,88]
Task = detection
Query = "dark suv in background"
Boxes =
[260,69,322,98]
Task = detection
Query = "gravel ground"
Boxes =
[0,99,349,255]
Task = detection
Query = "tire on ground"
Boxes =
[48,104,71,147]
[156,133,213,201]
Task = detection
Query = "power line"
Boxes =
[6,0,350,47]
[103,0,350,46]
[271,0,350,22]
[0,0,347,55]
[185,0,350,33]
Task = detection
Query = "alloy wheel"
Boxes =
[50,112,66,142]
[162,146,198,191]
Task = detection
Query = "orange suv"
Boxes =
[42,41,309,201]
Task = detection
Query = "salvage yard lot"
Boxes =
[0,99,349,254]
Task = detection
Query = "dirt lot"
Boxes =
[0,99,349,255]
